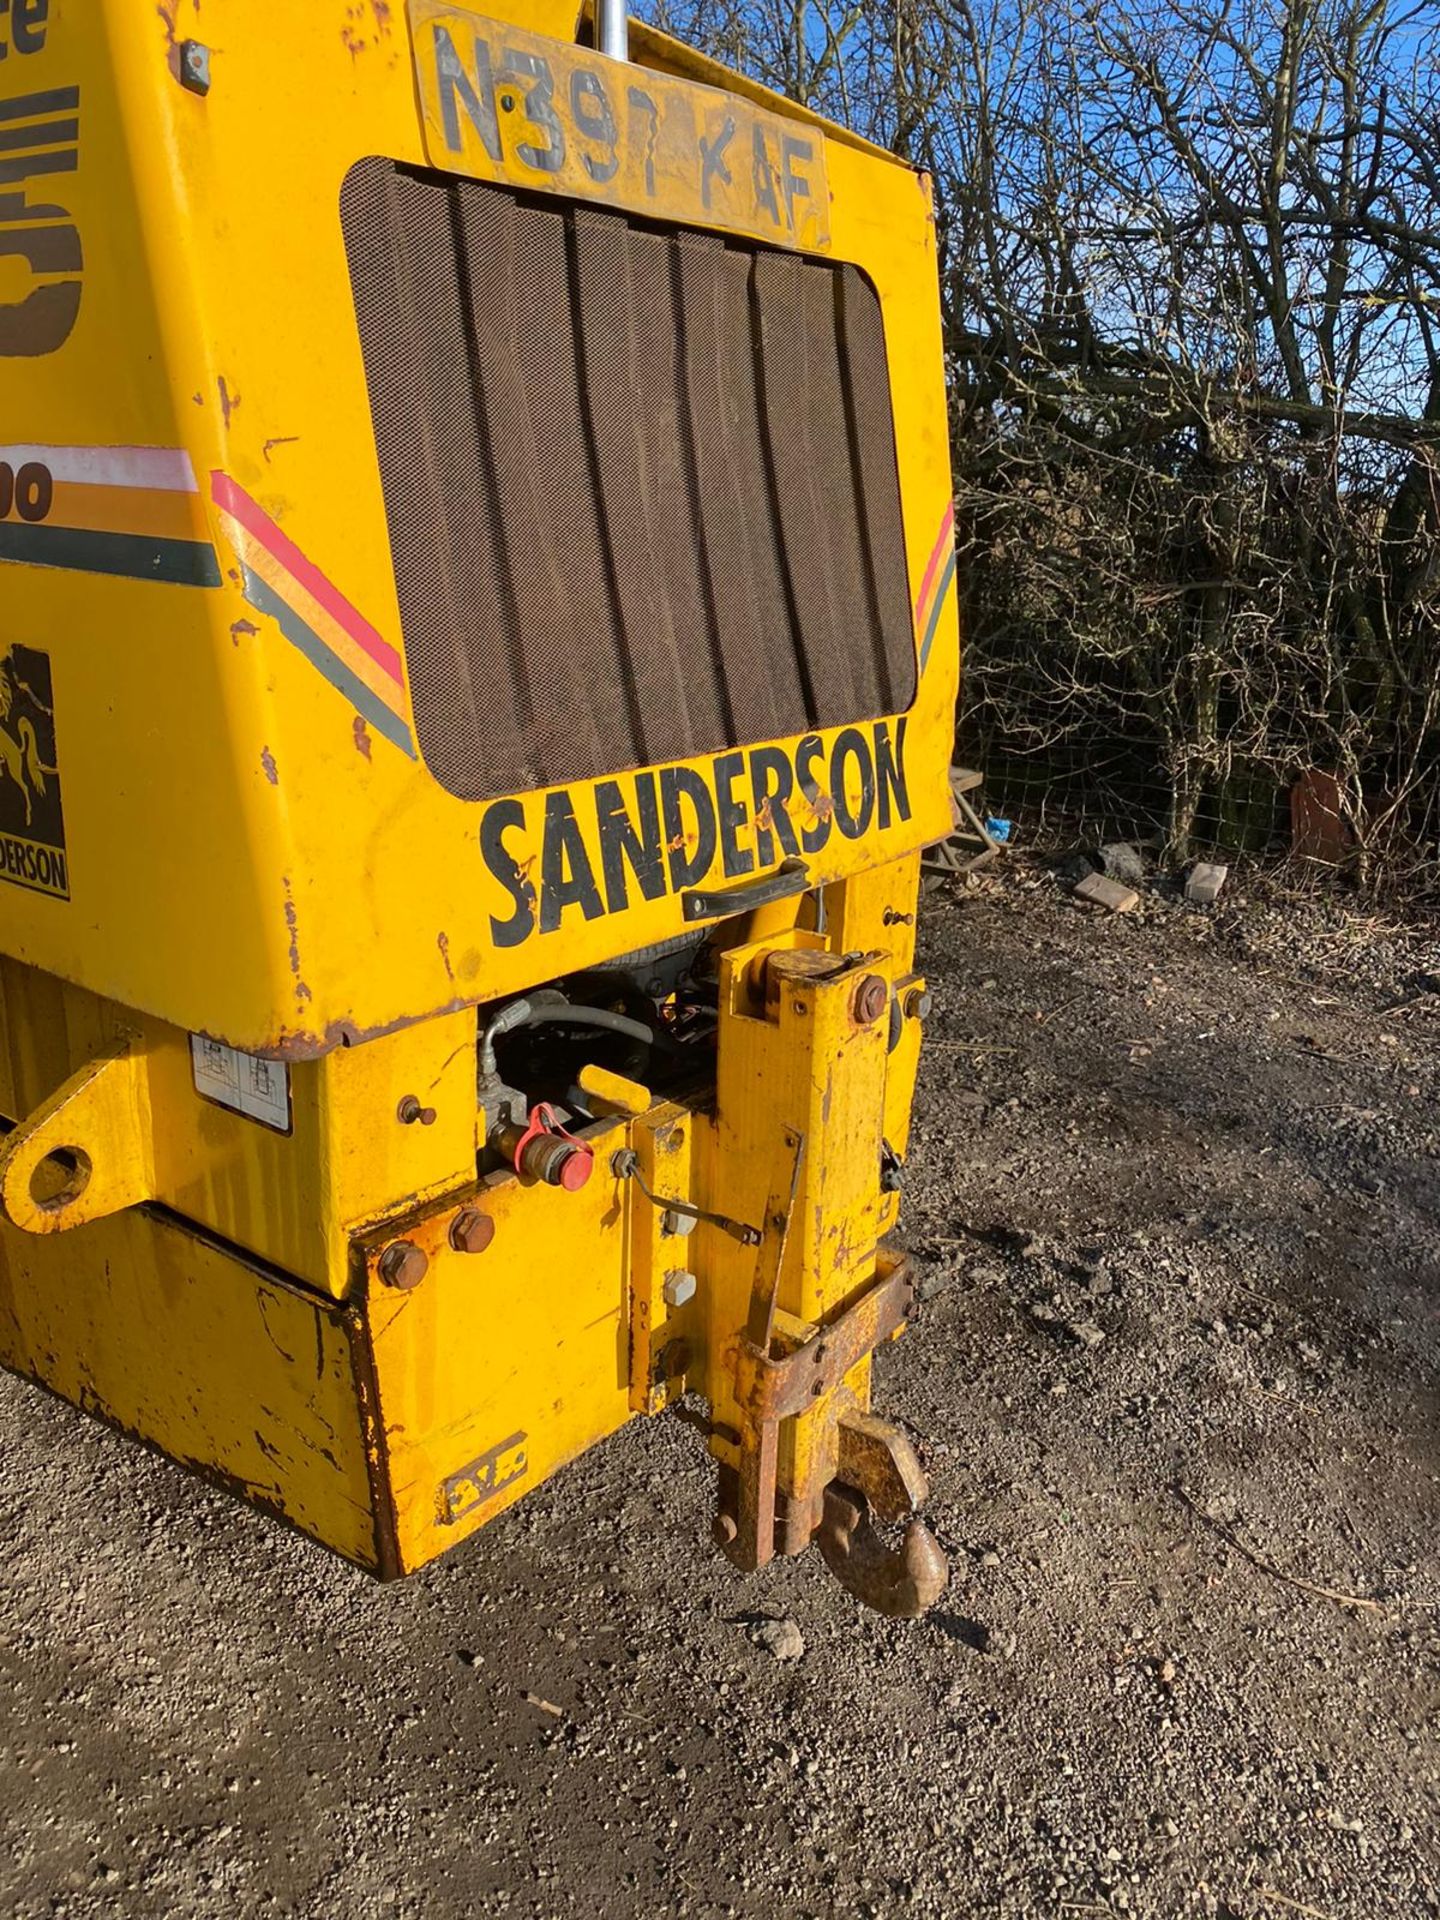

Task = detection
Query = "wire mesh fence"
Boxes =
[948,440,1440,902]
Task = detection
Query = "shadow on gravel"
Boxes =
[928,1611,991,1650]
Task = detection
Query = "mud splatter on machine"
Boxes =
[0,0,959,1613]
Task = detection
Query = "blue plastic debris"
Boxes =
[984,817,1013,844]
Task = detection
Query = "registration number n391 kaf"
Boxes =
[409,1,832,252]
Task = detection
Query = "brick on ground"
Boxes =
[1186,861,1229,906]
[1074,872,1140,913]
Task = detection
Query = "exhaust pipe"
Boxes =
[597,0,628,61]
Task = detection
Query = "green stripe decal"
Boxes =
[919,550,957,671]
[0,521,222,588]
[243,569,416,758]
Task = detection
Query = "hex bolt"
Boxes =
[662,1269,698,1309]
[179,40,212,94]
[397,1095,437,1126]
[853,974,888,1026]
[378,1241,428,1291]
[449,1209,495,1256]
[905,987,934,1020]
[661,1208,699,1239]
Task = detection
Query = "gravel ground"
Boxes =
[2,859,1439,1919]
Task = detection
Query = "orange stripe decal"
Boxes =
[211,471,414,757]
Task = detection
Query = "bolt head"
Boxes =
[449,1209,495,1256]
[179,40,211,93]
[712,1512,739,1549]
[378,1241,428,1290]
[662,1269,698,1309]
[905,987,934,1020]
[853,974,889,1026]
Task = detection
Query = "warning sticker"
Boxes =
[190,1036,292,1134]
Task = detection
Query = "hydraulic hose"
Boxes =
[478,990,654,1087]
[519,1003,654,1045]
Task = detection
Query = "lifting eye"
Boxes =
[29,1146,92,1213]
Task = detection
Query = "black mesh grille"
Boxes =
[340,157,916,802]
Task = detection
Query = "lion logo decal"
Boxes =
[0,645,68,900]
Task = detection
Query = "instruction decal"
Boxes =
[190,1036,293,1134]
[0,641,66,898]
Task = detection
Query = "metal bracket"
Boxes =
[726,1248,913,1574]
[731,1130,806,1568]
[835,1408,931,1520]
[739,1254,913,1427]
[0,1033,155,1234]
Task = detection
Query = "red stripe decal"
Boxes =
[211,471,403,686]
[917,500,956,620]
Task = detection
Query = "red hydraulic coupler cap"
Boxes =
[550,1144,594,1192]
[511,1104,595,1191]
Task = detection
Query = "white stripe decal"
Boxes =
[0,445,199,493]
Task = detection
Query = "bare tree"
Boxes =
[642,0,1440,883]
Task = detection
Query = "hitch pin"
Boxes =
[610,1149,762,1248]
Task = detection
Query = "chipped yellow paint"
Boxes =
[359,1140,635,1572]
[0,849,929,1573]
[0,1202,382,1569]
[0,957,479,1298]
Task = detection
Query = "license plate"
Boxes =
[408,2,831,251]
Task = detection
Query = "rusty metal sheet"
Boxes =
[835,1407,929,1522]
[725,1251,911,1575]
[732,1130,805,1571]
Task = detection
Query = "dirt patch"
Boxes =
[1,863,1438,1918]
